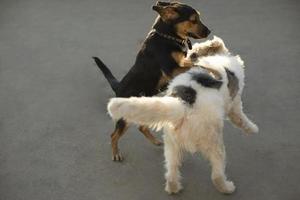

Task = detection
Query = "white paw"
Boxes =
[245,122,259,134]
[222,181,236,194]
[165,180,183,194]
[213,177,236,194]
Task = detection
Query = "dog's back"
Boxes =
[163,57,245,152]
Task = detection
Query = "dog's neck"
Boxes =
[152,17,192,49]
[152,17,182,39]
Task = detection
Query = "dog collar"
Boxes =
[153,29,192,50]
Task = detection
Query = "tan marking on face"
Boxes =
[175,20,193,39]
[175,14,200,39]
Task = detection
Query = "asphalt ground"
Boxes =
[0,0,299,199]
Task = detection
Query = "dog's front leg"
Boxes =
[228,96,259,134]
[163,133,183,194]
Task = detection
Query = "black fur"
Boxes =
[116,119,126,131]
[171,85,196,105]
[93,30,186,97]
[93,57,119,94]
[225,68,239,98]
[93,2,210,98]
[191,71,223,89]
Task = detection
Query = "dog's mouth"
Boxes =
[188,26,211,39]
[188,32,203,39]
[188,31,210,39]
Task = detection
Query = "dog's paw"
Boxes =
[213,177,236,194]
[182,58,194,67]
[222,181,236,194]
[210,40,223,48]
[153,139,163,146]
[244,121,259,134]
[165,181,183,195]
[215,180,236,194]
[112,153,123,162]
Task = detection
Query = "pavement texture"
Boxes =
[0,0,299,200]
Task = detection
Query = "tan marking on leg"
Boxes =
[111,120,129,161]
[171,67,191,77]
[156,66,191,91]
[156,72,171,90]
[138,125,162,145]
[171,51,191,67]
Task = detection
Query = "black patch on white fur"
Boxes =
[171,86,196,105]
[191,71,223,89]
[225,68,239,99]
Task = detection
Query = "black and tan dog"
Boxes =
[93,1,210,161]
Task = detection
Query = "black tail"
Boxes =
[92,57,119,94]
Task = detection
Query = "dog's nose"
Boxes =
[203,26,211,36]
[190,53,198,61]
[201,26,210,38]
[206,28,211,36]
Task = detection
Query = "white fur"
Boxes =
[107,37,258,194]
[186,35,230,62]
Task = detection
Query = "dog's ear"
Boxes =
[152,1,179,22]
[156,1,172,6]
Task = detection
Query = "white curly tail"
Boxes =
[107,96,184,128]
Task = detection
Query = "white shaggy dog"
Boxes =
[107,37,258,194]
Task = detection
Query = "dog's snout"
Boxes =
[196,23,211,39]
[203,26,211,36]
[206,28,211,36]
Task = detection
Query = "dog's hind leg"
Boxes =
[111,119,129,161]
[206,141,236,194]
[228,96,258,134]
[138,126,162,146]
[164,134,183,194]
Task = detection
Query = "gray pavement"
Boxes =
[0,0,299,199]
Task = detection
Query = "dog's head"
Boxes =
[186,36,230,62]
[152,1,210,39]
